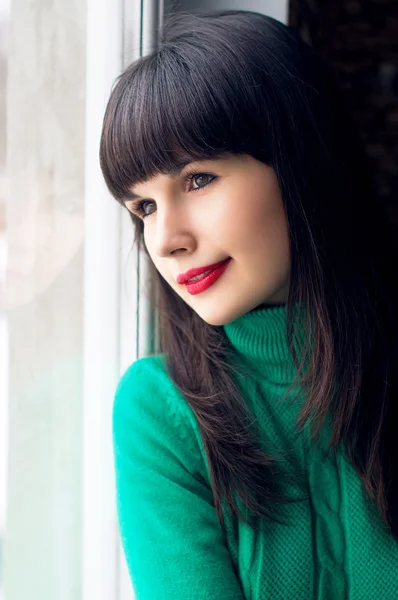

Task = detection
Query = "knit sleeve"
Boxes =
[112,355,245,600]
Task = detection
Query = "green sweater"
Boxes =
[112,304,398,599]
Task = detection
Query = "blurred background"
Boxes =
[1,2,10,600]
[0,1,397,599]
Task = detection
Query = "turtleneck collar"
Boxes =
[223,303,307,385]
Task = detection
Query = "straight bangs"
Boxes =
[99,25,276,202]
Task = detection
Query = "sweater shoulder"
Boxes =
[113,353,207,472]
[115,353,173,400]
[115,353,187,419]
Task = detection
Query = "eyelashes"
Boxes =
[128,171,217,219]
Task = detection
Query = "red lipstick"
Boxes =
[177,258,231,284]
[178,258,232,296]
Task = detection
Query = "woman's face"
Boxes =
[125,154,291,326]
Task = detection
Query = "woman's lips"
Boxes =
[177,257,231,284]
[184,258,232,295]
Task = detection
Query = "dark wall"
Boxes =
[289,0,398,232]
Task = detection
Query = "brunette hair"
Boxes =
[100,10,398,539]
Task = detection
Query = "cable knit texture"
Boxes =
[112,304,398,599]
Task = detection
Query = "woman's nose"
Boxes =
[153,205,195,258]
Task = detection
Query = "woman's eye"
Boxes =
[188,172,215,191]
[130,172,216,219]
[139,200,155,218]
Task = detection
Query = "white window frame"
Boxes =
[82,0,123,598]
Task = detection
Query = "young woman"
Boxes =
[100,10,398,600]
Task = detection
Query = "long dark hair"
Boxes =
[100,10,398,540]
